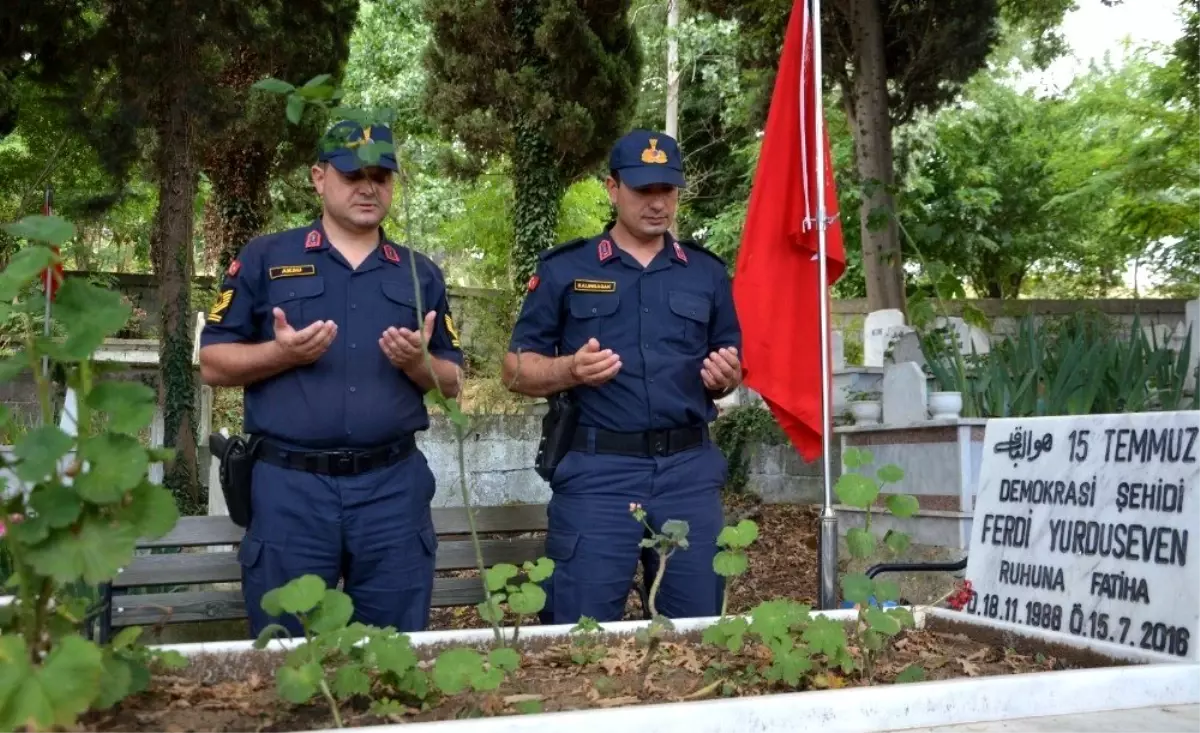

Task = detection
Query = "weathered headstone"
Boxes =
[882,362,928,426]
[863,309,907,367]
[888,331,927,369]
[964,411,1200,662]
[1182,299,1198,394]
[832,330,846,371]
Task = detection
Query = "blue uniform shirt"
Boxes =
[199,219,464,449]
[509,230,742,432]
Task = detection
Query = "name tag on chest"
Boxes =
[269,264,316,279]
[573,279,616,293]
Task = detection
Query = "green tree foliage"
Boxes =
[421,0,643,289]
[3,0,360,511]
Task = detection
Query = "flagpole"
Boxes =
[809,0,839,611]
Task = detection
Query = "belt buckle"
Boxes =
[649,429,669,456]
[331,450,357,476]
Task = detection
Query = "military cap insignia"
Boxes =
[641,138,668,165]
[226,259,241,278]
[382,243,400,263]
[597,239,614,262]
[305,231,322,250]
[207,289,234,323]
[673,241,688,263]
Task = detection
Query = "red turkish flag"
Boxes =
[39,197,63,302]
[733,0,846,462]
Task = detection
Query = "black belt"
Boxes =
[571,425,705,458]
[256,434,416,476]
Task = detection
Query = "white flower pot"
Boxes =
[929,391,963,420]
[849,400,882,425]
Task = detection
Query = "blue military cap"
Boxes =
[608,129,686,189]
[318,119,398,173]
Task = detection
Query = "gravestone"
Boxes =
[863,309,907,367]
[882,362,928,426]
[964,411,1200,662]
[888,331,927,369]
[933,316,990,357]
[832,330,846,371]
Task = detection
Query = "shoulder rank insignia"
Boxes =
[641,138,668,164]
[382,243,401,263]
[269,264,316,280]
[305,230,322,250]
[597,238,614,262]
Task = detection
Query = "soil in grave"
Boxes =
[77,616,1131,733]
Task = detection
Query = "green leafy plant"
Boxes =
[568,616,607,666]
[629,503,688,677]
[0,213,185,731]
[835,447,920,683]
[710,404,786,493]
[713,519,758,619]
[478,558,555,643]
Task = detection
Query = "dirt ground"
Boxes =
[79,614,1121,732]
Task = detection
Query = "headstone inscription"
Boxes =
[964,411,1200,662]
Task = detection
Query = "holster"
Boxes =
[209,432,263,528]
[534,391,579,482]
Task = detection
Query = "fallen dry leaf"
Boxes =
[959,659,981,677]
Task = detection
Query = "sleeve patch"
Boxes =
[207,289,235,323]
[445,313,461,348]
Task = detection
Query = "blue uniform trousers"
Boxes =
[538,434,727,624]
[238,449,438,637]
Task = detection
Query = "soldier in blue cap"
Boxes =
[198,119,464,637]
[502,129,744,623]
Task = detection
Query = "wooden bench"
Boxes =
[95,504,558,643]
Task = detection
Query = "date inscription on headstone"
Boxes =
[965,411,1199,661]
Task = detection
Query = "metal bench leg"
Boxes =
[96,582,114,645]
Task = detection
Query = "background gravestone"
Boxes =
[882,361,928,426]
[863,309,907,367]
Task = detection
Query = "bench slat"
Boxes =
[115,538,547,588]
[138,505,548,549]
[111,578,496,628]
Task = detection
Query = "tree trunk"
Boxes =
[151,40,201,514]
[510,120,564,291]
[201,137,273,275]
[844,0,905,314]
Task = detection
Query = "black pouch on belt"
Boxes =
[534,391,579,482]
[209,432,263,528]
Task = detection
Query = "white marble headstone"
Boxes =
[882,362,928,426]
[1182,299,1198,393]
[863,309,906,367]
[964,411,1200,662]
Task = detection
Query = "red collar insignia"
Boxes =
[527,274,540,292]
[382,243,401,263]
[226,259,241,277]
[305,230,322,250]
[673,241,688,263]
[598,239,614,262]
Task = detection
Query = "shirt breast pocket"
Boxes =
[379,282,420,333]
[666,290,711,353]
[268,277,325,331]
[565,293,620,352]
